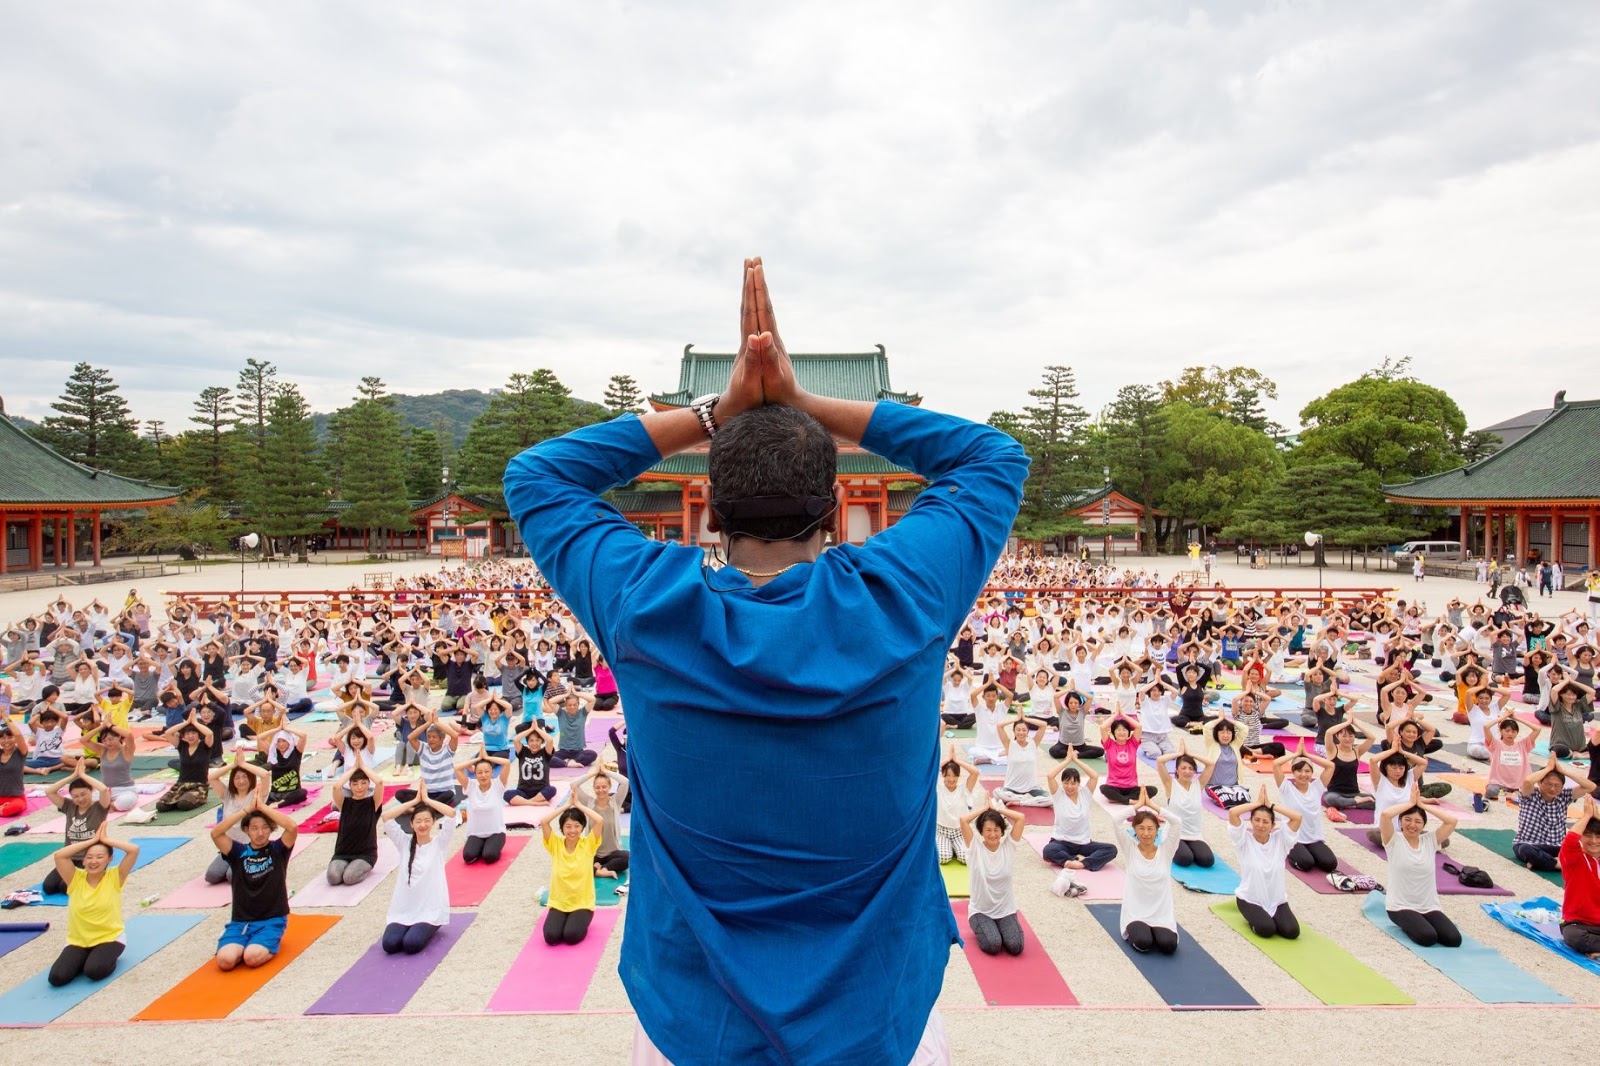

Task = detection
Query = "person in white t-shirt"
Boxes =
[935,745,983,864]
[1228,786,1303,939]
[1380,782,1462,947]
[967,683,1012,764]
[1155,746,1214,868]
[1272,740,1338,873]
[995,716,1053,807]
[959,800,1027,956]
[1117,804,1182,954]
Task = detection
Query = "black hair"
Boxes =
[1380,753,1409,777]
[707,406,837,541]
[1059,767,1081,784]
[974,809,1007,835]
[558,808,588,831]
[1398,804,1428,825]
[240,810,272,831]
[1174,754,1198,773]
[940,759,961,776]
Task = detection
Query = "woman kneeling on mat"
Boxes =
[456,752,511,864]
[1200,718,1250,808]
[1380,782,1462,948]
[542,790,605,945]
[380,790,456,954]
[327,765,383,886]
[1118,804,1181,954]
[1156,745,1214,867]
[210,795,298,970]
[1273,740,1339,873]
[1229,786,1302,939]
[48,824,139,985]
[960,799,1027,956]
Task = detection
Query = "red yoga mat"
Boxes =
[445,834,530,907]
[951,901,1078,1007]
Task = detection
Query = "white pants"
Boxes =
[633,1009,950,1065]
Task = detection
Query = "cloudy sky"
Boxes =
[3,1,1597,435]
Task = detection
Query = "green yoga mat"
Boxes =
[1209,900,1413,1005]
[939,861,970,898]
[0,842,59,880]
[145,797,222,826]
[1458,829,1563,887]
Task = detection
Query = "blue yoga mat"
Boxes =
[0,912,206,1026]
[1170,859,1241,895]
[1482,896,1600,978]
[1086,903,1257,1008]
[29,837,192,906]
[0,924,50,960]
[1362,892,1568,1003]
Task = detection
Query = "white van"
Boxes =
[1393,540,1462,562]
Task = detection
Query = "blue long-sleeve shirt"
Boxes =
[505,401,1026,1065]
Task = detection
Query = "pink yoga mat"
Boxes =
[0,796,51,824]
[951,901,1077,1007]
[487,906,621,1012]
[292,841,399,906]
[305,913,476,1015]
[1337,827,1512,896]
[1020,832,1124,900]
[152,838,314,909]
[446,834,530,907]
[1009,804,1054,827]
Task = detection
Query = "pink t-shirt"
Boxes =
[1485,734,1534,792]
[1103,736,1139,789]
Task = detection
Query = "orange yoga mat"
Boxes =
[133,914,341,1021]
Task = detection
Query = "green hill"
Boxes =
[310,389,607,449]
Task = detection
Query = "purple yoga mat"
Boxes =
[305,913,476,1015]
[1287,856,1371,894]
[1337,827,1512,896]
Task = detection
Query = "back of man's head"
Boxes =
[709,406,837,541]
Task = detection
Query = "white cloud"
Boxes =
[0,0,1597,433]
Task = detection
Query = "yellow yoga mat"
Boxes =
[133,914,340,1021]
[1209,900,1411,1005]
[939,861,971,898]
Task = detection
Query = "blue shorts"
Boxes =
[218,915,287,955]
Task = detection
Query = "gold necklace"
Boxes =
[733,562,799,579]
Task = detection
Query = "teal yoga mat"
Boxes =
[1361,891,1567,1003]
[0,912,206,1026]
[1458,828,1563,887]
[1086,903,1257,1008]
[1170,859,1241,895]
[0,843,59,881]
[29,837,192,906]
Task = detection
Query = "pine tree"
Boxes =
[177,386,238,500]
[1104,384,1177,552]
[253,385,329,562]
[1013,365,1092,546]
[603,374,644,417]
[455,369,601,508]
[405,427,446,499]
[33,362,146,474]
[233,359,279,541]
[336,377,413,551]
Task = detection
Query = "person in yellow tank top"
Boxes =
[49,824,140,986]
[541,791,604,946]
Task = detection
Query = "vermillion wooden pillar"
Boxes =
[65,511,76,568]
[1551,506,1564,567]
[1516,509,1529,564]
[30,514,43,570]
[92,509,102,566]
[1459,506,1469,561]
[1485,506,1496,562]
[52,515,63,568]
[680,486,692,548]
[0,511,8,575]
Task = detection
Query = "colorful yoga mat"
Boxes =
[133,914,341,1021]
[305,914,476,1015]
[0,913,206,1027]
[951,901,1077,1007]
[487,907,622,1012]
[1208,899,1412,1005]
[1361,891,1567,1004]
[1085,903,1257,1009]
[1458,828,1564,887]
[445,835,530,907]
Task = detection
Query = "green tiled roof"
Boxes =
[1383,398,1600,503]
[649,345,921,406]
[607,490,683,514]
[0,405,179,506]
[887,488,924,512]
[647,451,913,478]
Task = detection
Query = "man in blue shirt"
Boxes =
[505,259,1026,1064]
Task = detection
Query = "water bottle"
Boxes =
[138,894,158,908]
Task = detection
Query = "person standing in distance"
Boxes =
[504,259,1026,1065]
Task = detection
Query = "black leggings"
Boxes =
[1242,742,1286,758]
[1288,840,1339,873]
[382,922,439,955]
[1388,909,1461,948]
[42,862,81,896]
[1173,839,1215,868]
[941,713,976,729]
[49,941,124,986]
[1099,784,1154,805]
[462,832,506,864]
[1236,898,1300,939]
[544,907,593,945]
[1048,742,1103,760]
[596,849,630,873]
[1125,921,1178,955]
